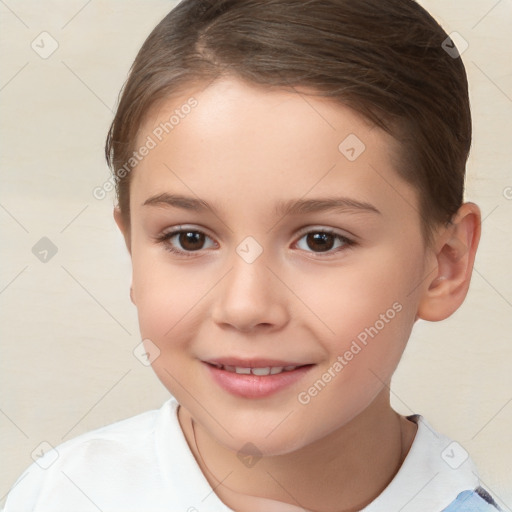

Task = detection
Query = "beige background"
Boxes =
[1,0,511,507]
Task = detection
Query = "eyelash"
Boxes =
[155,226,356,259]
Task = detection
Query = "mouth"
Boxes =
[207,362,306,376]
[203,358,315,399]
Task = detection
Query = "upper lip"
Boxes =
[204,357,312,368]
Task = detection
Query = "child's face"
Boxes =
[122,77,436,455]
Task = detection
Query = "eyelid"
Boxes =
[161,224,215,239]
[158,225,217,246]
[294,225,354,240]
[292,226,355,257]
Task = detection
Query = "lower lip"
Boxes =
[204,362,314,399]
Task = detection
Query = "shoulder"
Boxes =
[37,400,165,463]
[442,487,503,511]
[364,414,502,511]
[2,398,179,512]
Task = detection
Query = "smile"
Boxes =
[209,363,300,375]
[204,360,315,399]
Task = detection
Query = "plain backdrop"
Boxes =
[1,0,511,508]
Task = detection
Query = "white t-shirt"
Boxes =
[2,397,489,511]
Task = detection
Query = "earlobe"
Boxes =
[417,203,481,322]
[113,207,131,255]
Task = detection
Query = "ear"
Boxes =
[113,206,131,255]
[417,202,481,321]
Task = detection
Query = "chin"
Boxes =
[207,414,316,457]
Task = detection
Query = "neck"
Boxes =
[178,390,417,512]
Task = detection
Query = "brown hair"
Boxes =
[105,0,471,247]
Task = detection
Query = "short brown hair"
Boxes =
[105,0,471,247]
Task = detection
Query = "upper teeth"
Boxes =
[214,364,298,375]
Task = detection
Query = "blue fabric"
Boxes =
[442,487,501,511]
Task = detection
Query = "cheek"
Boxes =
[130,247,207,342]
[299,246,421,341]
[295,245,422,402]
[131,257,208,397]
[295,280,415,438]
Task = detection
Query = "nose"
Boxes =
[211,252,290,334]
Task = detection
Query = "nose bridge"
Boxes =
[212,237,288,331]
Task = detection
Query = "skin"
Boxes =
[114,76,481,511]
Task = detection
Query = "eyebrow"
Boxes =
[142,193,381,217]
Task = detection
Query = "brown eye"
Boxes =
[305,232,336,252]
[158,228,215,257]
[295,229,353,255]
[177,231,206,251]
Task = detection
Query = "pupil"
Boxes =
[307,233,333,252]
[181,232,204,250]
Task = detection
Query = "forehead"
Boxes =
[131,77,418,225]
